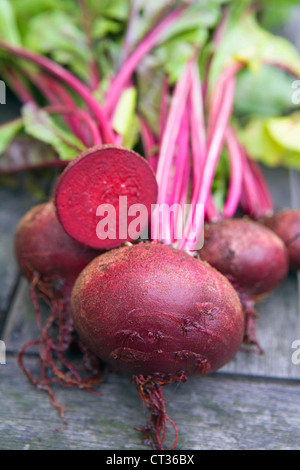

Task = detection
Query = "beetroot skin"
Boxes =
[14,201,103,420]
[71,242,244,377]
[263,209,300,271]
[15,201,99,289]
[198,218,289,353]
[199,218,289,303]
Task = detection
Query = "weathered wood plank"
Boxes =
[222,272,300,378]
[0,186,38,321]
[0,90,52,325]
[2,278,40,354]
[0,357,300,450]
[222,166,300,378]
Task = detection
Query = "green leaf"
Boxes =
[23,11,91,82]
[10,0,76,37]
[0,134,60,174]
[136,55,166,137]
[267,113,300,153]
[21,103,85,161]
[87,0,129,21]
[92,17,123,38]
[113,87,136,134]
[209,13,300,89]
[0,118,23,154]
[234,65,298,118]
[0,0,22,45]
[112,86,139,149]
[238,113,300,170]
[154,2,222,84]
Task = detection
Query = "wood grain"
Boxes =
[0,358,300,450]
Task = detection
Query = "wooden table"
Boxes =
[1,164,300,451]
[1,13,300,452]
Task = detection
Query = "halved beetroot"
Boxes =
[54,145,158,250]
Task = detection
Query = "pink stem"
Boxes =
[43,105,102,146]
[189,61,207,185]
[222,126,243,218]
[152,62,192,243]
[139,116,158,172]
[5,68,35,104]
[42,77,84,132]
[178,67,237,251]
[205,195,222,222]
[168,105,190,206]
[25,72,86,144]
[0,40,115,144]
[159,74,170,145]
[247,158,274,217]
[240,149,260,217]
[120,1,140,63]
[167,104,190,243]
[104,5,187,117]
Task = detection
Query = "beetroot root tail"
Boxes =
[133,372,187,450]
[242,304,264,355]
[19,276,104,425]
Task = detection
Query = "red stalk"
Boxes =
[104,5,188,117]
[178,64,238,251]
[139,116,158,172]
[152,61,192,244]
[43,105,102,147]
[0,40,115,144]
[222,126,243,218]
[4,68,35,104]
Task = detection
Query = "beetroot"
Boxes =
[15,201,98,289]
[54,145,158,250]
[14,201,103,422]
[262,209,300,272]
[198,218,289,353]
[70,242,244,448]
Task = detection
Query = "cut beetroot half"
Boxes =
[54,145,158,250]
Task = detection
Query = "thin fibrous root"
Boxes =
[18,275,104,425]
[242,303,264,355]
[132,371,187,450]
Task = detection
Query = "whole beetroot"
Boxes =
[262,209,300,272]
[199,218,289,354]
[14,201,103,421]
[71,242,244,448]
[15,201,98,289]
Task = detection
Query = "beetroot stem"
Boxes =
[152,61,192,243]
[247,158,274,217]
[0,40,115,144]
[179,63,241,251]
[20,70,84,142]
[43,105,102,147]
[167,104,190,244]
[139,116,158,172]
[159,74,170,145]
[189,60,207,187]
[104,4,188,117]
[222,126,243,218]
[38,75,90,145]
[4,67,35,104]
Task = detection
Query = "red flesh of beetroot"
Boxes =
[70,242,245,377]
[54,145,158,250]
[263,209,300,272]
